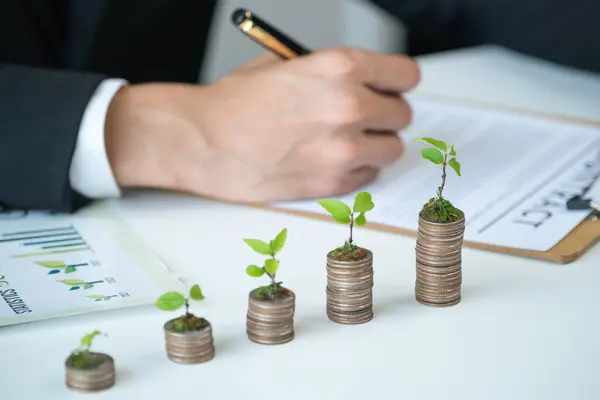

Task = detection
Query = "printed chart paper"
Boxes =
[272,98,600,252]
[0,209,183,326]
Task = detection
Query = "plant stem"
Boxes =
[267,255,277,295]
[184,298,190,316]
[348,214,354,245]
[438,154,448,200]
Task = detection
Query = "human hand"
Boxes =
[104,47,420,202]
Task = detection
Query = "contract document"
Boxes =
[272,98,600,252]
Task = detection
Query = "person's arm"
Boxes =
[366,0,460,55]
[368,0,600,73]
[0,63,122,212]
[367,0,456,26]
[2,47,421,212]
[69,78,127,200]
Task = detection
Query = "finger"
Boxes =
[351,87,413,131]
[347,132,404,169]
[285,132,403,174]
[251,167,379,201]
[311,167,379,198]
[301,47,421,93]
[350,48,420,93]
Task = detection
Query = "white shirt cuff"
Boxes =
[70,78,128,198]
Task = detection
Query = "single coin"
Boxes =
[415,241,463,254]
[416,262,461,274]
[416,270,462,281]
[416,269,462,280]
[415,282,461,294]
[327,308,373,324]
[416,232,465,244]
[415,294,461,307]
[416,257,462,268]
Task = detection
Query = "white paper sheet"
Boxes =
[0,208,183,326]
[272,98,600,252]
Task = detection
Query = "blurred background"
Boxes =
[200,0,405,82]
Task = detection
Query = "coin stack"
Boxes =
[164,322,215,364]
[65,353,115,392]
[326,249,374,324]
[415,215,465,307]
[246,288,295,345]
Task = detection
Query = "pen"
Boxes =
[231,8,311,59]
[231,8,398,98]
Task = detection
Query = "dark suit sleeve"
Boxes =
[0,63,108,212]
[368,0,600,73]
[367,0,456,26]
[366,0,462,55]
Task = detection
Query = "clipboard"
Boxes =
[248,94,600,265]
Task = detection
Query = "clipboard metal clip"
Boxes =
[566,172,600,217]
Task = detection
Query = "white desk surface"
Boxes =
[2,46,600,400]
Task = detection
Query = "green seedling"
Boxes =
[156,284,208,332]
[66,330,108,370]
[318,191,374,259]
[413,137,464,223]
[244,228,287,299]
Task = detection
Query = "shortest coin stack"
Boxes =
[326,249,374,324]
[246,288,295,345]
[65,353,115,392]
[415,215,465,307]
[164,322,215,364]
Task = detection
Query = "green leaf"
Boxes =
[156,291,186,311]
[189,284,205,301]
[412,137,447,152]
[36,261,66,269]
[448,157,461,177]
[449,145,456,156]
[58,279,85,286]
[80,330,102,347]
[84,283,93,289]
[333,214,351,224]
[264,259,279,275]
[355,212,367,226]
[243,238,272,255]
[87,295,107,299]
[269,228,287,254]
[246,265,265,277]
[48,270,60,275]
[64,266,77,274]
[317,199,352,223]
[80,334,93,347]
[421,148,444,165]
[353,192,374,213]
[69,286,80,291]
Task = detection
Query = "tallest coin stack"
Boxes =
[415,214,465,307]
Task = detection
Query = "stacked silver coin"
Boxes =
[246,288,295,345]
[326,249,374,324]
[65,353,115,392]
[164,322,215,364]
[415,215,465,307]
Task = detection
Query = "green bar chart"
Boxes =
[0,225,91,258]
